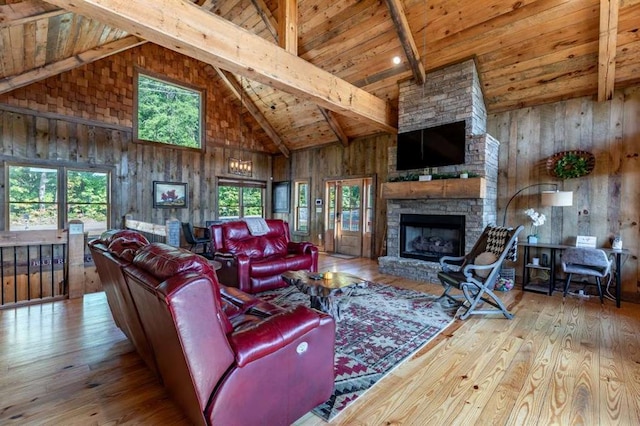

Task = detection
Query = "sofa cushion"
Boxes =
[284,254,313,271]
[261,234,288,258]
[101,229,150,246]
[109,237,148,262]
[250,256,289,278]
[133,243,216,282]
[132,243,233,334]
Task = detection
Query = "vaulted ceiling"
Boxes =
[1,0,639,156]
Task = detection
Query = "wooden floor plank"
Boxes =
[1,254,640,425]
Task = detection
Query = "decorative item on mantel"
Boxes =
[418,168,432,181]
[524,208,546,244]
[459,170,469,179]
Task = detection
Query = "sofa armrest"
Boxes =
[214,252,252,292]
[229,305,323,367]
[287,241,313,255]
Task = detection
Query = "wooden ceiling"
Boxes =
[1,0,639,156]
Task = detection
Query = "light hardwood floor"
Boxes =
[1,255,639,425]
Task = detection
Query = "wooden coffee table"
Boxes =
[281,270,367,320]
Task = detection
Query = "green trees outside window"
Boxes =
[67,170,109,234]
[136,73,203,149]
[8,165,110,234]
[294,180,309,233]
[9,166,58,231]
[218,182,264,220]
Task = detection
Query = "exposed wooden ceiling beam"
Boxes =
[278,0,297,54]
[319,108,349,147]
[215,67,291,158]
[0,35,145,95]
[597,0,619,102]
[43,0,396,133]
[0,0,65,28]
[384,0,426,85]
[250,0,279,44]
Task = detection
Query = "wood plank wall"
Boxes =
[0,43,272,230]
[273,133,392,256]
[488,87,640,299]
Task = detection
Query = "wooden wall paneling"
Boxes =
[620,86,640,296]
[10,112,26,158]
[589,100,612,243]
[200,151,211,223]
[34,115,48,161]
[94,123,106,165]
[539,103,561,242]
[606,92,624,243]
[67,121,78,162]
[575,98,594,238]
[513,108,534,235]
[24,113,36,159]
[57,120,70,161]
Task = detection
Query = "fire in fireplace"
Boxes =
[400,214,465,262]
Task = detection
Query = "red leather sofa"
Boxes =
[90,230,335,426]
[210,219,318,293]
[88,230,159,376]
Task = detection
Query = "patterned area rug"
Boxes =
[259,281,457,421]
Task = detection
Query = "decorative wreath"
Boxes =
[546,150,595,179]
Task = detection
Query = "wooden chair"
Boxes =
[561,247,612,303]
[437,225,524,320]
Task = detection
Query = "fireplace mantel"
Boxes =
[380,177,486,200]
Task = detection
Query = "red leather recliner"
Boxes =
[210,219,318,293]
[121,242,335,426]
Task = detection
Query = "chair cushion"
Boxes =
[437,270,466,289]
[474,251,498,278]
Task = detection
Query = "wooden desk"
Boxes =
[520,242,630,307]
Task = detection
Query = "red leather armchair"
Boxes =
[121,242,335,426]
[210,219,318,293]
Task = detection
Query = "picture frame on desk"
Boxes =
[575,235,597,248]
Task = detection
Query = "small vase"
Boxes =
[527,235,538,244]
[459,173,469,179]
[418,175,432,181]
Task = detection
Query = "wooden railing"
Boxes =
[123,215,181,247]
[0,220,85,309]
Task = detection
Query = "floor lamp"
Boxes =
[501,183,573,227]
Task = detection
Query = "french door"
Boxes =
[324,177,373,258]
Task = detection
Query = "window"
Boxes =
[7,165,110,235]
[294,180,309,233]
[67,170,109,235]
[135,71,204,149]
[217,180,265,220]
[8,166,58,231]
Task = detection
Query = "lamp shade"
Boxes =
[541,190,573,206]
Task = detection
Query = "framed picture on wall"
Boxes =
[273,181,290,213]
[153,181,188,208]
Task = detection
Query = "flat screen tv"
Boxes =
[396,120,466,170]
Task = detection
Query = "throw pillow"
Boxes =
[474,251,498,278]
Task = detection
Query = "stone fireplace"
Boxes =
[400,214,465,262]
[378,59,500,283]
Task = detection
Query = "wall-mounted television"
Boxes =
[396,120,466,171]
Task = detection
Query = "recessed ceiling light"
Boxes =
[392,56,402,65]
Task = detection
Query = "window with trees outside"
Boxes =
[8,165,110,235]
[217,180,265,220]
[135,71,204,149]
[294,180,309,233]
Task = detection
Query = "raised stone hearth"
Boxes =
[379,59,499,283]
